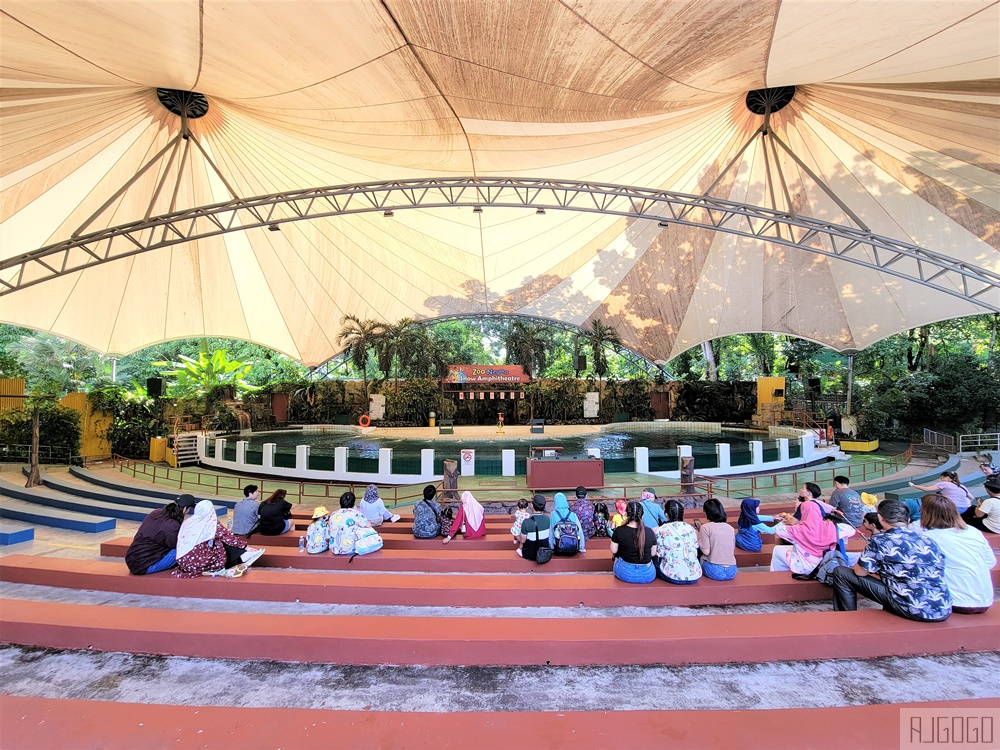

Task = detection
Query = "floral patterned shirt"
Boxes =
[174,522,246,578]
[654,522,701,582]
[328,508,371,555]
[859,526,952,621]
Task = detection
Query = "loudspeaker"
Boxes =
[146,377,165,398]
[574,354,587,371]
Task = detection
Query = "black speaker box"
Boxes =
[147,377,165,398]
[574,354,587,370]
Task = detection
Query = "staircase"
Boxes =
[173,432,199,467]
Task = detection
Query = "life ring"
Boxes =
[359,414,371,427]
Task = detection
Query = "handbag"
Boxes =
[792,545,847,585]
[533,517,552,564]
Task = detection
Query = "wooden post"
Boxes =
[25,405,41,487]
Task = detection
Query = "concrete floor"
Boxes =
[2,454,996,722]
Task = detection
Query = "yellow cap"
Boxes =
[312,506,329,519]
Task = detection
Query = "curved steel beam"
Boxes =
[1,177,997,311]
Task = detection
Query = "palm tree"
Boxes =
[584,318,623,392]
[337,315,383,404]
[504,319,551,378]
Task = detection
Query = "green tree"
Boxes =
[154,341,252,396]
[337,315,383,403]
[582,318,623,391]
[503,319,551,378]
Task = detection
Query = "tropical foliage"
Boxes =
[154,343,253,396]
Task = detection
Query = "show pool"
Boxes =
[224,426,801,475]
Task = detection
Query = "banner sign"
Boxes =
[446,365,529,384]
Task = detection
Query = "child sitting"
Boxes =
[592,502,611,537]
[510,498,531,545]
[610,499,628,530]
[305,506,331,554]
[734,497,776,552]
[439,506,455,537]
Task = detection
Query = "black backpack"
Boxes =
[592,503,610,537]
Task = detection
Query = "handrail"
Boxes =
[700,445,913,497]
[110,455,714,507]
[958,433,999,454]
[923,428,957,451]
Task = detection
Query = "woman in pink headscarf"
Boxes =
[770,500,854,573]
[442,491,487,543]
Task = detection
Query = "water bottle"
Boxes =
[226,514,232,531]
[298,535,305,553]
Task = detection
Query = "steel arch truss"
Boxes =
[2,177,998,310]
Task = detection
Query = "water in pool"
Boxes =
[238,427,761,463]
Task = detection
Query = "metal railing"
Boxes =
[923,428,957,452]
[111,456,714,506]
[0,443,106,467]
[958,433,1000,454]
[700,445,913,498]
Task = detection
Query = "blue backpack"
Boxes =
[552,510,580,555]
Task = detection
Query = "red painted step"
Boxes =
[4,695,996,750]
[2,598,997,666]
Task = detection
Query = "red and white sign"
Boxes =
[446,365,529,384]
[461,450,474,464]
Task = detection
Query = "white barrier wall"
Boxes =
[198,423,828,484]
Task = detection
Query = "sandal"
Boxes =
[224,564,248,578]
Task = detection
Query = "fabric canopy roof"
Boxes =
[1,0,998,366]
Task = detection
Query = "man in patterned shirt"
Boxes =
[830,499,952,622]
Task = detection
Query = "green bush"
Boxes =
[89,387,164,458]
[0,405,81,456]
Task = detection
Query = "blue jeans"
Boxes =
[702,560,737,581]
[145,549,177,575]
[614,557,655,584]
[283,519,293,533]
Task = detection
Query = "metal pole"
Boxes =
[845,353,855,416]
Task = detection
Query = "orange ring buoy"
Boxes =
[359,414,371,427]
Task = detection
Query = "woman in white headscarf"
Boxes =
[442,491,486,543]
[175,500,264,578]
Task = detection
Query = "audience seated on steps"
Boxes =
[516,494,550,560]
[734,497,776,553]
[831,499,951,622]
[653,499,701,585]
[231,485,260,537]
[412,485,443,539]
[175,500,264,578]
[361,484,401,527]
[550,492,585,555]
[258,489,294,536]
[829,476,865,528]
[909,471,975,516]
[305,506,331,554]
[694,499,737,581]
[968,480,1000,534]
[919,493,997,614]
[570,486,596,539]
[509,498,531,545]
[770,501,857,574]
[125,493,197,575]
[638,488,668,529]
[442,491,486,543]
[610,501,657,584]
[328,492,380,555]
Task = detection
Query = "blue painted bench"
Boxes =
[858,454,961,495]
[68,466,235,508]
[0,521,34,545]
[0,496,116,533]
[32,469,225,516]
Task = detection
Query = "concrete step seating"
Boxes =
[885,470,989,502]
[101,534,1000,574]
[68,465,234,507]
[0,471,226,524]
[0,520,34,545]
[858,454,961,495]
[0,554,841,607]
[0,493,116,533]
[5,694,996,750]
[2,596,997,667]
[6,554,998,609]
